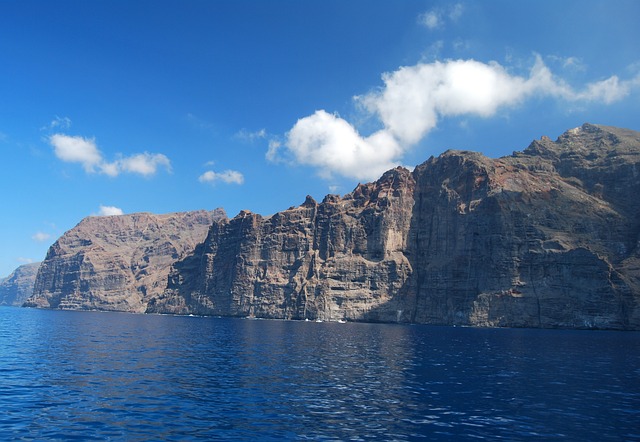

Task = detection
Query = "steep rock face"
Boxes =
[0,262,40,306]
[149,124,640,329]
[407,126,640,328]
[147,167,416,321]
[25,210,225,312]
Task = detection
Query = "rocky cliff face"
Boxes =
[24,209,226,312]
[148,124,640,329]
[26,124,640,329]
[147,167,416,321]
[0,262,40,306]
[407,124,640,329]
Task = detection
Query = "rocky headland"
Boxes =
[24,209,226,312]
[25,124,640,329]
[0,262,40,306]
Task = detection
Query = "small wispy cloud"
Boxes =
[265,139,283,163]
[547,55,587,72]
[186,113,216,132]
[31,231,51,243]
[95,205,124,216]
[49,134,172,177]
[199,170,244,185]
[418,3,465,30]
[17,257,35,264]
[235,128,267,143]
[419,11,441,30]
[118,152,172,177]
[41,115,72,131]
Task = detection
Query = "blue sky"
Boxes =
[1,0,639,277]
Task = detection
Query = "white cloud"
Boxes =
[49,134,171,177]
[236,128,267,142]
[50,134,103,173]
[279,56,639,181]
[548,55,586,72]
[418,11,441,30]
[265,140,283,163]
[578,76,631,104]
[418,4,464,30]
[17,257,35,264]
[118,152,172,177]
[449,3,465,21]
[32,231,51,242]
[96,205,124,216]
[42,115,72,131]
[199,170,244,185]
[286,110,401,180]
[99,161,120,177]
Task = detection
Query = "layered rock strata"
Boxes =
[148,124,640,329]
[147,168,416,321]
[0,262,40,306]
[26,124,640,329]
[24,210,225,312]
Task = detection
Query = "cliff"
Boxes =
[26,124,640,329]
[408,124,640,329]
[147,167,416,320]
[24,209,226,312]
[0,262,40,306]
[148,123,640,329]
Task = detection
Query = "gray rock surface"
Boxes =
[0,262,40,306]
[24,210,226,312]
[26,124,640,329]
[148,124,640,329]
[147,167,416,321]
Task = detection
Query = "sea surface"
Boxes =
[1,307,639,441]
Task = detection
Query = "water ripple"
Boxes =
[1,307,639,440]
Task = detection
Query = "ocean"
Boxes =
[1,306,639,441]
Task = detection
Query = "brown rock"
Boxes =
[27,123,640,329]
[150,124,640,329]
[24,209,226,312]
[147,167,416,321]
[0,262,40,306]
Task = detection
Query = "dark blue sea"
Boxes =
[1,307,639,441]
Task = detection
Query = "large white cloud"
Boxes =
[286,110,401,180]
[49,134,171,177]
[279,56,638,181]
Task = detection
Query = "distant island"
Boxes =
[15,123,640,330]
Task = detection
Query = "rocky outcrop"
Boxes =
[0,262,40,306]
[25,124,640,329]
[24,210,226,312]
[148,124,640,329]
[407,125,640,329]
[147,167,416,321]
